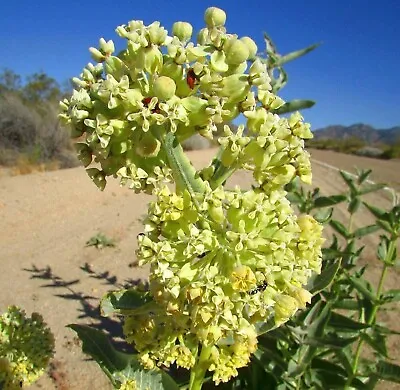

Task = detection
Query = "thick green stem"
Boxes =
[189,344,213,390]
[152,127,206,205]
[345,239,396,388]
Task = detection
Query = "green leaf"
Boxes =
[311,358,347,377]
[376,361,400,383]
[333,349,354,375]
[313,207,333,224]
[275,43,320,67]
[339,171,357,193]
[314,195,347,208]
[304,334,358,349]
[333,299,360,311]
[272,99,315,114]
[358,183,386,195]
[348,197,361,214]
[100,289,152,317]
[68,325,179,390]
[357,169,372,184]
[380,289,400,304]
[308,259,341,294]
[347,275,376,302]
[353,224,380,238]
[377,235,390,262]
[363,202,387,220]
[329,219,350,238]
[328,312,370,332]
[373,323,400,336]
[271,67,288,93]
[360,331,388,358]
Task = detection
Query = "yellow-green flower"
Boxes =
[0,306,54,389]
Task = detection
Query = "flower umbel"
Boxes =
[0,306,54,389]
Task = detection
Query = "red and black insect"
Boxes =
[248,281,268,295]
[142,97,161,113]
[186,68,198,89]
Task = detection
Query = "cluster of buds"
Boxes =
[60,5,322,386]
[0,306,54,389]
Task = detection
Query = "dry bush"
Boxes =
[182,134,213,151]
[0,92,78,169]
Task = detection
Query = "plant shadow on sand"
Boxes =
[23,263,149,354]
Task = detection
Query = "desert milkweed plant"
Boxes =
[59,6,327,390]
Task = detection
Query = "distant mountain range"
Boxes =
[312,124,400,145]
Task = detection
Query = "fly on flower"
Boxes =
[248,281,268,295]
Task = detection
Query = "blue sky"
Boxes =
[1,0,399,129]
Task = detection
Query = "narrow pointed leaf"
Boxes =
[376,361,400,383]
[363,202,387,220]
[308,259,341,294]
[348,197,361,214]
[333,299,360,310]
[353,224,380,238]
[311,358,347,377]
[329,219,350,238]
[347,275,376,302]
[275,43,321,66]
[314,195,347,208]
[334,349,354,375]
[359,183,386,195]
[328,312,370,331]
[339,171,357,193]
[357,169,372,184]
[272,99,315,114]
[304,334,358,349]
[360,332,388,358]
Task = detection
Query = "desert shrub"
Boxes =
[381,144,400,160]
[354,146,384,158]
[182,134,212,150]
[0,91,78,169]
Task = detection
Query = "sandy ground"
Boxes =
[0,148,399,389]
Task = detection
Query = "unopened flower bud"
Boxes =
[223,38,249,65]
[197,28,209,45]
[99,38,115,55]
[204,7,226,27]
[89,47,105,62]
[172,21,193,41]
[240,36,258,60]
[153,76,176,100]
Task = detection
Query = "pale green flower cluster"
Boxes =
[60,5,323,386]
[59,5,312,193]
[0,306,54,389]
[123,185,323,383]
